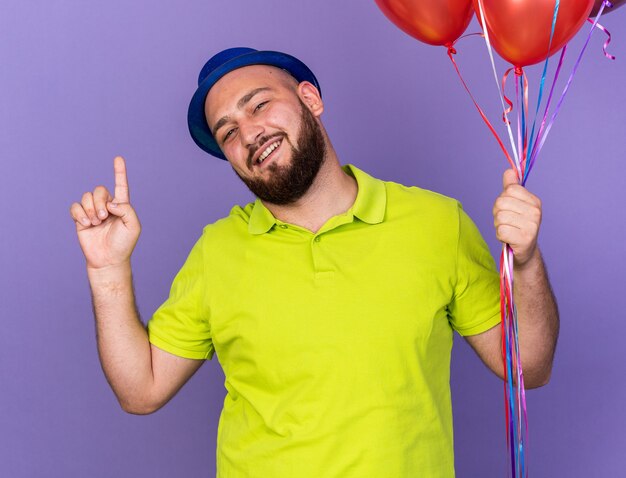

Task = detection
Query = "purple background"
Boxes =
[1,1,624,476]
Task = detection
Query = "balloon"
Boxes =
[591,0,625,16]
[375,0,474,47]
[473,0,594,67]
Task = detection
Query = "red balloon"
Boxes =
[592,0,626,16]
[375,0,474,47]
[473,0,594,67]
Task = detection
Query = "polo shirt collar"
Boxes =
[248,198,277,234]
[344,164,386,225]
[247,163,387,235]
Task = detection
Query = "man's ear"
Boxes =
[297,81,324,117]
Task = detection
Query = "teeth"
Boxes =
[257,141,281,164]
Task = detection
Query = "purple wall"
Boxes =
[1,1,624,476]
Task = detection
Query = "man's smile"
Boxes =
[251,138,284,169]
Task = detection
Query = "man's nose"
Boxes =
[240,120,264,147]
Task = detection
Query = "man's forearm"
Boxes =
[88,262,156,413]
[513,248,559,388]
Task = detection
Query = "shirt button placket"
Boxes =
[312,234,334,278]
[311,235,320,273]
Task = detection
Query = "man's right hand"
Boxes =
[70,156,141,271]
[69,156,203,414]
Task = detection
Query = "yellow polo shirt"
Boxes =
[147,165,500,477]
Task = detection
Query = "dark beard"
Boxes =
[233,100,326,205]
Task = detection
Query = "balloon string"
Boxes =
[515,72,523,177]
[478,3,611,477]
[525,46,567,181]
[476,0,520,167]
[509,245,528,478]
[508,245,527,478]
[526,0,609,178]
[500,241,528,478]
[502,67,530,179]
[586,18,615,60]
[515,70,530,179]
[519,68,528,176]
[526,0,560,177]
[500,244,519,476]
[501,68,515,125]
[456,31,486,42]
[446,47,516,171]
[477,0,539,474]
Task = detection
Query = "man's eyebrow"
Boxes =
[211,116,230,138]
[211,87,273,138]
[237,87,272,109]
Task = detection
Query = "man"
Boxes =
[70,48,558,477]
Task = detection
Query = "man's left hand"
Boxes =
[492,169,542,268]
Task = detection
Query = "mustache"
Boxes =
[247,134,287,169]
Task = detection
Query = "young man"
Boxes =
[70,48,558,477]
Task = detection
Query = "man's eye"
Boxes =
[254,101,268,112]
[223,128,236,142]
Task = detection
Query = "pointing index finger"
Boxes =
[113,155,130,203]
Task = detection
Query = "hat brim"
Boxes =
[187,50,321,160]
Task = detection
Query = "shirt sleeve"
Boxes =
[147,233,214,360]
[448,202,501,336]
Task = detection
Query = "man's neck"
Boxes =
[261,154,358,234]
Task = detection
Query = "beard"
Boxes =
[233,100,327,205]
